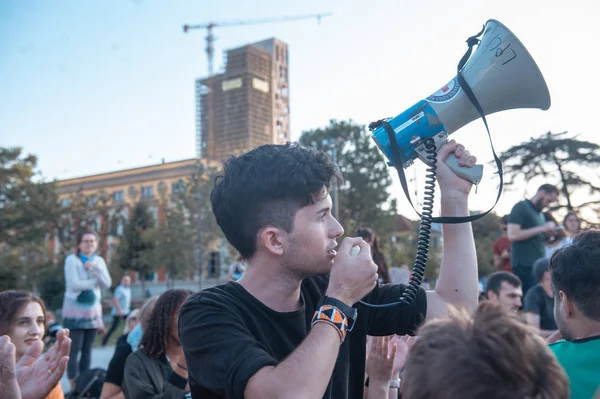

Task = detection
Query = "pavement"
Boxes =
[60,345,116,394]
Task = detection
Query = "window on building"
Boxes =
[172,180,186,195]
[87,195,98,207]
[111,217,125,236]
[141,186,154,199]
[113,190,125,203]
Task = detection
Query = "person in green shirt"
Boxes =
[549,230,600,399]
[507,184,559,295]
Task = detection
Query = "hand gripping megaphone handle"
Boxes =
[414,138,483,185]
[444,153,483,185]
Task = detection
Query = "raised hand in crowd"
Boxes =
[0,335,21,399]
[17,328,71,399]
[366,336,398,399]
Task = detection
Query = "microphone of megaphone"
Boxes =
[370,19,550,185]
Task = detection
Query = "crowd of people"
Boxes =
[1,142,599,399]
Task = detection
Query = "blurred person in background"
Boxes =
[493,215,512,272]
[227,255,247,281]
[523,257,557,338]
[485,271,523,313]
[100,308,141,399]
[546,211,581,258]
[507,184,559,295]
[357,227,391,284]
[123,289,191,398]
[102,275,132,346]
[61,229,112,391]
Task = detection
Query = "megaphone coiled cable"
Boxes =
[358,138,437,308]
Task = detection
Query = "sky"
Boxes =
[1,0,598,219]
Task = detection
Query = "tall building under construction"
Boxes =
[195,38,290,161]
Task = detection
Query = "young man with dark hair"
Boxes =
[179,140,479,398]
[549,230,600,399]
[485,271,523,313]
[507,184,560,294]
[401,302,569,399]
[523,257,557,338]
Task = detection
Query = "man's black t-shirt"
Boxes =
[523,284,557,331]
[178,275,427,399]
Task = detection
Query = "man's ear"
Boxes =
[257,226,288,256]
[486,291,497,301]
[559,291,575,318]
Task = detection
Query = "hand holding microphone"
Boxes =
[326,237,379,306]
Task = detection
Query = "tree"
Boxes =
[0,147,58,291]
[471,213,503,278]
[179,160,230,287]
[499,132,600,224]
[144,200,195,288]
[116,201,156,293]
[298,120,397,236]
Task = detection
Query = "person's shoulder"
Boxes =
[125,347,146,366]
[510,200,527,213]
[523,284,541,302]
[548,339,570,353]
[182,282,243,311]
[116,333,130,347]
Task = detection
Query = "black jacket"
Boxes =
[123,349,188,399]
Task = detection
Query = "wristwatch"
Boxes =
[319,297,358,331]
[389,379,401,389]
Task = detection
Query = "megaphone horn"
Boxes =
[370,19,550,185]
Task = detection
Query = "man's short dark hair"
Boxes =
[402,302,569,399]
[211,143,342,259]
[533,257,550,283]
[486,271,522,295]
[537,184,559,195]
[550,229,600,321]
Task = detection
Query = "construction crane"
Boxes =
[183,13,332,76]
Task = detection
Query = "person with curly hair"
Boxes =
[123,289,191,398]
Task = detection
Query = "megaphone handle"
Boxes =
[444,153,483,185]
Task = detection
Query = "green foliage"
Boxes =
[178,161,231,282]
[116,202,156,283]
[144,200,195,286]
[298,120,397,237]
[499,131,600,224]
[0,147,58,292]
[38,260,66,311]
[471,213,502,278]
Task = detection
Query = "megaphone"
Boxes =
[370,19,550,184]
[358,19,551,309]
